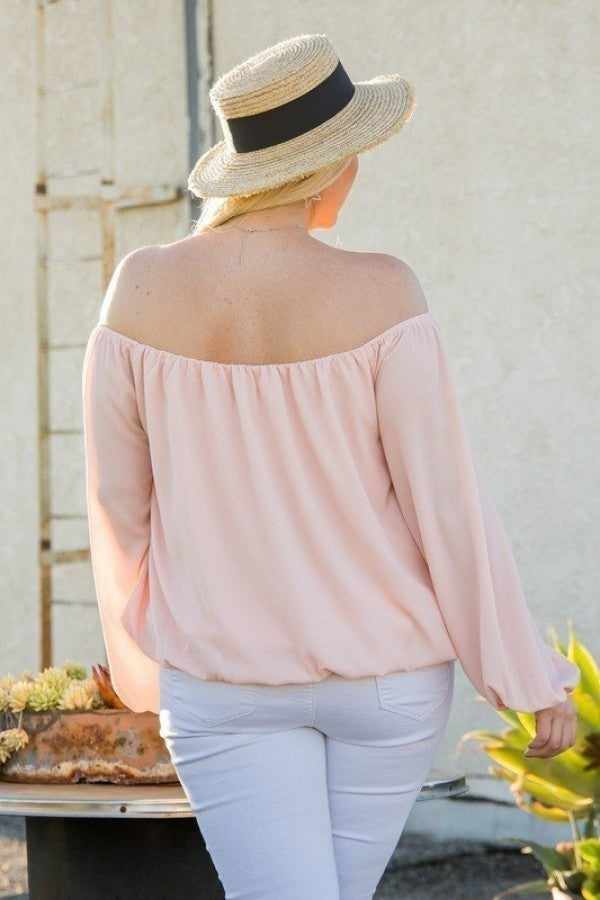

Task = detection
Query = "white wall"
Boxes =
[2,0,190,673]
[1,2,39,676]
[210,0,599,778]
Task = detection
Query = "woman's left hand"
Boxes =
[524,695,578,759]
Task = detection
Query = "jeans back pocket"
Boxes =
[162,666,258,727]
[375,661,452,721]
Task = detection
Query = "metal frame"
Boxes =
[0,770,468,819]
[34,0,191,667]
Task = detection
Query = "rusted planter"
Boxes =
[0,709,178,784]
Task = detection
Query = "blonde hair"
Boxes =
[190,156,354,234]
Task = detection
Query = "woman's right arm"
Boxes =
[81,267,159,714]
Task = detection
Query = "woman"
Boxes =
[82,34,579,900]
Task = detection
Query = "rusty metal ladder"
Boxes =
[33,0,215,668]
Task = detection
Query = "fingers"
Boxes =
[524,710,554,757]
[524,700,577,759]
[567,713,578,750]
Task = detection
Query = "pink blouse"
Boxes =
[81,311,579,715]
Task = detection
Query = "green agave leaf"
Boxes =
[517,774,592,813]
[491,764,518,785]
[572,691,600,730]
[461,727,530,752]
[568,622,600,699]
[459,728,509,746]
[579,839,600,873]
[497,707,528,730]
[548,625,568,657]
[486,746,594,799]
[520,840,572,875]
[487,769,584,822]
[485,746,534,776]
[506,727,534,750]
[554,868,586,892]
[517,712,537,738]
[492,880,551,898]
[520,800,571,822]
[511,731,596,793]
[582,874,600,900]
[554,743,598,774]
[485,754,591,811]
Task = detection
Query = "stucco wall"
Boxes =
[1,3,39,676]
[2,0,190,675]
[210,3,600,797]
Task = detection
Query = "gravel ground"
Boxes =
[377,833,547,899]
[0,816,545,899]
[0,818,26,899]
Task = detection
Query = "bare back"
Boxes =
[101,230,428,364]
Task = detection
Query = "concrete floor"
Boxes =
[0,816,546,899]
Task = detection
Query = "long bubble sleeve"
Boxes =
[82,327,160,713]
[374,315,580,713]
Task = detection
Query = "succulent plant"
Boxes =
[460,622,600,899]
[58,677,103,711]
[91,663,128,709]
[0,728,29,765]
[0,660,127,769]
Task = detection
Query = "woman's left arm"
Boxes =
[374,312,580,714]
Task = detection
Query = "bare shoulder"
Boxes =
[97,244,165,334]
[360,252,429,323]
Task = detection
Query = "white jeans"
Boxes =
[159,659,455,900]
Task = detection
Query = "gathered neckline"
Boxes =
[91,311,435,372]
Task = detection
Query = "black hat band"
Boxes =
[226,60,356,154]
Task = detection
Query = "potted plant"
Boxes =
[460,623,600,899]
[0,661,177,784]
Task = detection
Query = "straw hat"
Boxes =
[188,33,416,199]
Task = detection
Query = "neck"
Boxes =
[221,200,311,232]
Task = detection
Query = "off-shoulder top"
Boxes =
[81,311,579,714]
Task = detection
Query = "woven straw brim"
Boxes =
[188,74,416,199]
